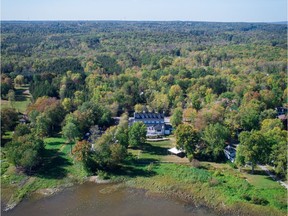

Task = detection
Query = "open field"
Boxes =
[1,86,31,113]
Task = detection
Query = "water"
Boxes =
[2,183,217,216]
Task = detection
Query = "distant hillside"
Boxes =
[269,21,288,25]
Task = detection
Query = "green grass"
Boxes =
[1,86,31,113]
[120,162,287,216]
[44,137,67,150]
[113,139,287,216]
[128,139,174,162]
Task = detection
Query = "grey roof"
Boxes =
[134,112,164,120]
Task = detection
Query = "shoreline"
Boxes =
[2,176,286,216]
[1,163,286,216]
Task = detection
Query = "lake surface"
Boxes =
[2,182,217,216]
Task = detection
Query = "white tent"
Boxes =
[168,147,184,155]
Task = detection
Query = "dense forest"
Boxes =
[1,21,287,178]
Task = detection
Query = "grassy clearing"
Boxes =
[128,138,187,163]
[1,86,31,113]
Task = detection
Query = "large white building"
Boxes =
[129,112,172,137]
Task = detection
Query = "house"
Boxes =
[130,112,172,136]
[275,107,288,130]
[224,145,237,162]
[275,107,288,116]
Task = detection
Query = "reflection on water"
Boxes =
[2,182,216,216]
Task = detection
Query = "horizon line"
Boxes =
[1,19,287,24]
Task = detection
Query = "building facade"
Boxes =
[130,112,171,137]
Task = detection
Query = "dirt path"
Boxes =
[258,165,288,189]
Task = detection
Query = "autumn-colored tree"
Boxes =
[134,104,144,113]
[73,140,91,161]
[14,75,25,86]
[183,107,197,123]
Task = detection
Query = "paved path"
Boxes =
[258,165,288,189]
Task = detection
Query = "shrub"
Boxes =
[251,196,269,206]
[146,162,155,172]
[241,194,251,201]
[97,170,109,180]
[213,170,222,177]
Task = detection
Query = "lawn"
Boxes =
[1,86,31,113]
[128,138,188,163]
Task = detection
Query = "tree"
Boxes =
[28,97,66,134]
[93,126,127,169]
[170,107,183,128]
[73,140,91,162]
[238,99,262,131]
[6,134,44,173]
[1,107,18,137]
[238,130,269,174]
[115,113,129,148]
[202,123,229,161]
[270,140,287,178]
[62,98,73,112]
[74,90,85,107]
[35,114,51,138]
[7,89,15,107]
[13,124,31,140]
[150,93,169,113]
[14,75,25,86]
[260,120,287,178]
[168,85,183,108]
[260,118,283,132]
[175,124,199,160]
[62,122,80,154]
[134,104,144,113]
[128,122,147,148]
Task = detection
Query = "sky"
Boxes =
[1,0,287,22]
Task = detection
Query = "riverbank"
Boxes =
[1,137,88,211]
[1,138,287,215]
[120,163,286,216]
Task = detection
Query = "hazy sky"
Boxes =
[1,0,287,22]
